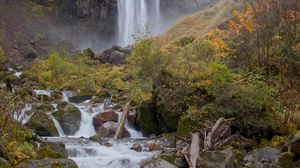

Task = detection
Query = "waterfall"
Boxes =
[117,0,160,46]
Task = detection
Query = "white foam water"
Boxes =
[50,103,65,137]
[47,92,157,168]
[66,140,158,168]
[33,89,52,97]
[14,104,33,124]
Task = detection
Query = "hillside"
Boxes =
[160,0,243,44]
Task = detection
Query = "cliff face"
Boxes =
[53,0,214,21]
[62,0,117,21]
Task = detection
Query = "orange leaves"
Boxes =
[228,6,257,35]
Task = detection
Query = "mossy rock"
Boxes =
[176,114,204,138]
[32,103,55,113]
[158,153,176,164]
[271,152,293,168]
[89,135,103,143]
[137,102,162,136]
[16,158,78,168]
[53,104,81,135]
[36,146,65,159]
[25,111,58,137]
[68,92,93,103]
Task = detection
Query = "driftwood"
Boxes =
[189,133,200,168]
[114,102,130,139]
[183,117,235,168]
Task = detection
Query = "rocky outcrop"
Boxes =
[53,104,81,135]
[97,121,130,138]
[242,147,293,168]
[92,45,131,65]
[25,111,59,137]
[62,0,118,21]
[93,110,118,130]
[197,149,234,168]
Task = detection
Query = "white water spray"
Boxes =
[117,0,160,46]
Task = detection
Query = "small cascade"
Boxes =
[116,112,143,139]
[117,0,161,46]
[65,139,158,168]
[73,101,104,138]
[14,104,32,124]
[33,89,52,97]
[8,68,22,78]
[50,103,65,137]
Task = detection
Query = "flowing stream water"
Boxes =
[117,0,160,46]
[43,91,158,168]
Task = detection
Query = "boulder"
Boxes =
[109,50,126,65]
[242,147,290,168]
[130,143,143,152]
[141,159,177,168]
[197,149,234,168]
[53,104,81,135]
[174,157,188,168]
[92,45,130,65]
[97,121,130,138]
[148,143,162,152]
[270,152,293,168]
[25,111,59,137]
[68,93,93,103]
[17,158,78,168]
[89,135,104,144]
[93,110,118,130]
[147,133,176,150]
[127,110,137,126]
[36,142,67,159]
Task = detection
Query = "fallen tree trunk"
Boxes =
[189,133,200,168]
[114,102,130,139]
[204,117,225,151]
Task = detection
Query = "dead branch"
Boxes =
[114,102,130,139]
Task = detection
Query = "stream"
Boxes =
[35,91,159,168]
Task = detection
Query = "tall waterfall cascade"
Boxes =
[117,0,160,46]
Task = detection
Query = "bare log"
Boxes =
[189,133,200,168]
[204,117,225,151]
[114,102,130,139]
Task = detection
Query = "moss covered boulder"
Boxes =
[137,102,162,136]
[36,142,67,159]
[53,104,81,135]
[25,111,58,136]
[17,158,78,168]
[197,149,234,168]
[68,93,93,103]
